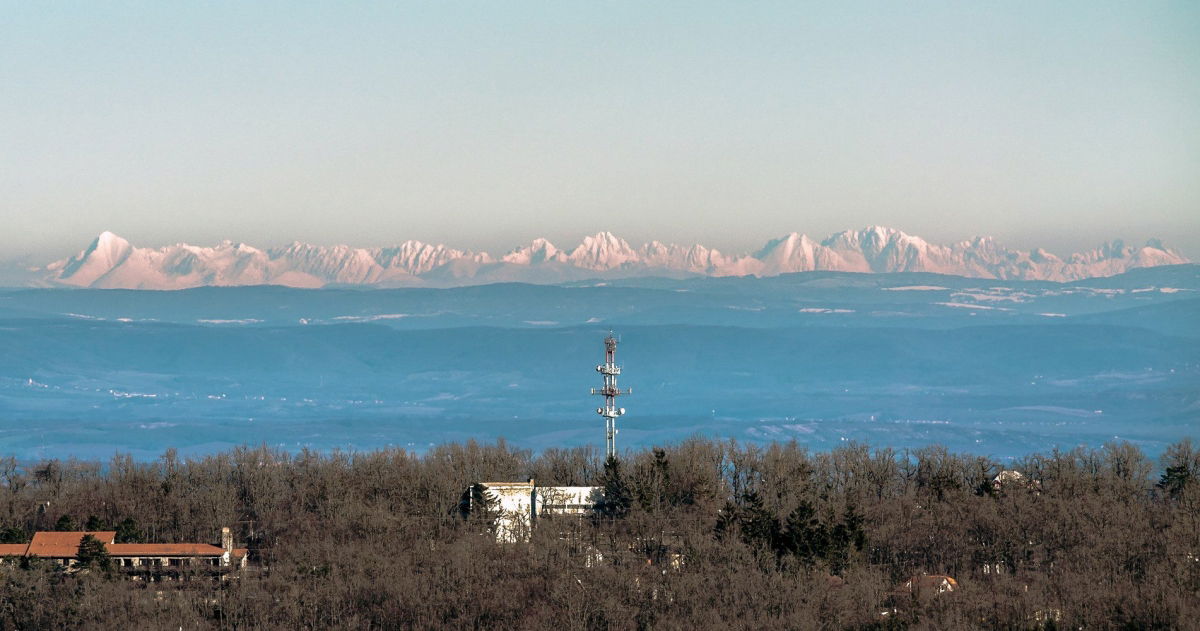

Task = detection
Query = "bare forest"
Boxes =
[0,438,1197,630]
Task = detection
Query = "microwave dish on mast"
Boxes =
[591,332,631,459]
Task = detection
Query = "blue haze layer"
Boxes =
[0,265,1196,462]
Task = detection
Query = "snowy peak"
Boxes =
[638,241,727,273]
[53,231,135,287]
[566,231,638,270]
[1070,239,1175,265]
[502,238,567,265]
[93,230,132,255]
[750,232,830,274]
[42,228,1191,289]
[373,240,484,275]
[823,225,905,250]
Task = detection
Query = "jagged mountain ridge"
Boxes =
[41,227,1189,289]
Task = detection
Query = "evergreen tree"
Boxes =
[634,448,673,513]
[84,515,104,531]
[594,456,633,520]
[53,514,76,532]
[0,526,27,545]
[714,491,780,552]
[781,500,827,562]
[714,499,739,541]
[827,505,866,574]
[736,491,780,552]
[76,534,111,572]
[1157,439,1198,499]
[1158,465,1190,498]
[457,483,500,531]
[115,517,143,544]
[651,448,672,505]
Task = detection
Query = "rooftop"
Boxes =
[26,531,116,557]
[107,543,226,557]
[0,531,244,560]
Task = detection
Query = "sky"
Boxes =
[2,1,1198,262]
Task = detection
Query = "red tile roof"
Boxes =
[26,531,116,557]
[0,543,28,556]
[8,532,241,561]
[107,543,226,557]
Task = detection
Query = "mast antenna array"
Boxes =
[591,332,631,460]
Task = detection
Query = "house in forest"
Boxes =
[890,574,958,601]
[468,480,601,543]
[880,574,959,617]
[992,470,1040,493]
[0,527,248,573]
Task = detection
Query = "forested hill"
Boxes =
[0,438,1196,628]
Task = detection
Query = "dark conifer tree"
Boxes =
[594,456,632,519]
[0,526,27,544]
[456,483,498,529]
[1158,465,1191,498]
[732,491,780,552]
[76,534,111,572]
[781,500,827,562]
[114,518,143,544]
[827,506,866,574]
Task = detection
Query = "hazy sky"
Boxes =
[2,2,1198,261]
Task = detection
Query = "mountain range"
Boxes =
[36,226,1188,289]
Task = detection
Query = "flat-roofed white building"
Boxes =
[472,480,602,542]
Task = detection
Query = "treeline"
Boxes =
[0,438,1197,629]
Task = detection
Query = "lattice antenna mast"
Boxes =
[591,333,631,460]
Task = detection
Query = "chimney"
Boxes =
[221,527,233,553]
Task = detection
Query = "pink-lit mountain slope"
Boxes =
[41,227,1189,289]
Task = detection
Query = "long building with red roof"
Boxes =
[0,528,248,571]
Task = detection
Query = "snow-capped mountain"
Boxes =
[501,238,568,265]
[39,227,1190,289]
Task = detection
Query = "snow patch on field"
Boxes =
[1003,406,1097,417]
[110,390,157,399]
[951,291,1030,303]
[1126,287,1193,294]
[935,302,1013,311]
[332,314,410,322]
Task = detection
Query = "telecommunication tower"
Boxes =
[591,332,631,460]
